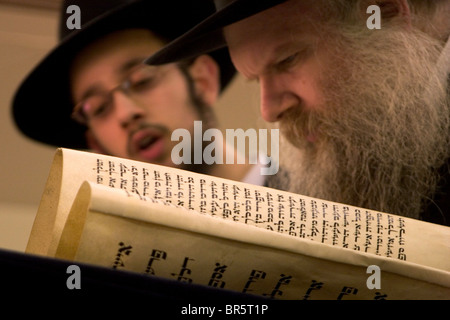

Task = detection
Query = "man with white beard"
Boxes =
[146,0,450,226]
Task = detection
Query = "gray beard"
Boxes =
[266,27,450,219]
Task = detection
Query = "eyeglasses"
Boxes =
[71,64,171,125]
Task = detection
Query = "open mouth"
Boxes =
[138,134,159,150]
[129,126,166,161]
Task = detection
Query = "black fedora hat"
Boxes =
[144,0,288,66]
[12,0,236,149]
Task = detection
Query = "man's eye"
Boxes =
[82,97,110,119]
[277,52,299,69]
[131,77,156,92]
[92,102,110,117]
[276,46,313,71]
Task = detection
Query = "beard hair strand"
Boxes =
[268,25,450,219]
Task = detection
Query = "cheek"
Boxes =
[147,74,191,108]
[287,72,324,111]
[156,103,200,136]
[148,80,201,122]
[91,124,128,155]
[290,57,328,111]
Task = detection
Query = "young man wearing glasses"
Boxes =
[12,0,264,185]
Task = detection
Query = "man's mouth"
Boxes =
[138,134,158,150]
[129,126,166,161]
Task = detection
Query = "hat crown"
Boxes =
[59,0,136,40]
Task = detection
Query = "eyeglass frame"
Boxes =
[70,62,177,126]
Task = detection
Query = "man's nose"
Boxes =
[112,91,145,128]
[259,75,299,122]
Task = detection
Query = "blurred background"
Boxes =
[0,0,261,252]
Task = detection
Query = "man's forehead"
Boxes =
[223,1,320,77]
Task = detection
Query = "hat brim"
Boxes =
[144,0,287,66]
[12,0,236,149]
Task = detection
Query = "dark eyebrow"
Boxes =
[118,57,147,74]
[78,85,102,102]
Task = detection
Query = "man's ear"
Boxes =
[360,0,411,27]
[188,54,220,106]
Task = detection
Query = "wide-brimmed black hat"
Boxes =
[145,0,287,66]
[12,0,236,149]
